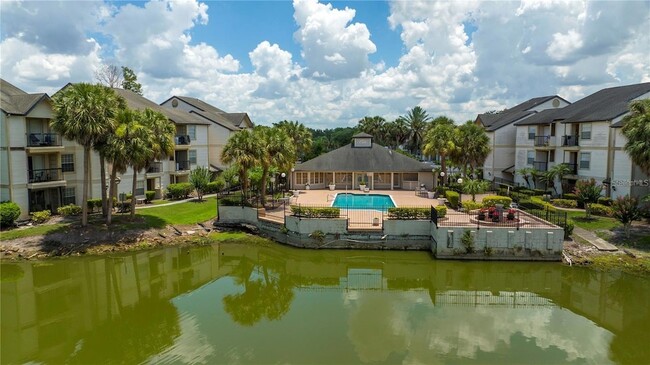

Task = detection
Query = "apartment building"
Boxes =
[513,82,650,198]
[475,95,570,184]
[160,96,253,172]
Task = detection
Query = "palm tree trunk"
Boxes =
[130,170,137,220]
[82,147,90,226]
[441,155,447,186]
[260,166,269,206]
[107,166,117,225]
[100,155,107,217]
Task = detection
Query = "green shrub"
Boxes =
[481,195,512,207]
[205,179,226,194]
[597,197,613,206]
[551,199,578,208]
[166,183,193,200]
[220,196,245,206]
[386,207,431,220]
[563,193,578,200]
[519,199,543,210]
[435,205,447,218]
[590,203,612,217]
[290,205,340,218]
[445,190,460,209]
[462,201,482,212]
[31,210,51,224]
[57,204,82,216]
[509,191,531,203]
[87,198,102,212]
[531,196,557,212]
[461,230,475,254]
[145,191,156,202]
[0,201,21,227]
[563,219,575,239]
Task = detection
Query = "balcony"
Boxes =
[174,135,191,145]
[146,162,163,174]
[533,161,548,172]
[175,160,191,172]
[562,135,579,147]
[562,163,578,175]
[29,168,64,184]
[534,135,553,147]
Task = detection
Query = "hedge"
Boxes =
[205,179,225,194]
[551,199,578,208]
[145,190,156,202]
[461,201,482,212]
[386,206,446,220]
[563,193,578,200]
[597,197,613,206]
[0,201,21,227]
[167,183,193,200]
[481,195,512,207]
[87,198,102,212]
[590,203,613,217]
[445,190,460,209]
[31,210,51,224]
[290,205,340,218]
[57,204,82,216]
[531,196,557,212]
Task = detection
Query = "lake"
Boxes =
[1,242,649,364]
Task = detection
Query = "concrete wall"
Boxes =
[383,220,431,236]
[285,216,348,235]
[432,226,564,260]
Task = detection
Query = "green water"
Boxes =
[1,243,649,364]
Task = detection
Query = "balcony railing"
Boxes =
[562,135,579,147]
[562,163,578,175]
[533,161,548,172]
[175,135,191,145]
[27,133,62,147]
[175,160,191,171]
[29,168,63,183]
[534,135,552,147]
[146,162,163,173]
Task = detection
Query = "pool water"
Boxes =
[332,193,396,210]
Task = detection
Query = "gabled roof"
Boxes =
[513,109,563,126]
[476,95,564,131]
[558,82,650,124]
[188,110,239,131]
[113,88,209,125]
[294,143,431,172]
[1,79,50,115]
[353,132,373,138]
[165,95,226,114]
[161,95,253,130]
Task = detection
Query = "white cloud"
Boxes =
[293,0,376,80]
[547,30,583,61]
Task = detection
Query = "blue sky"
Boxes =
[1,0,648,128]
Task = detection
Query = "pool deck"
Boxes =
[290,189,441,207]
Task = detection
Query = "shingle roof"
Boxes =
[353,132,373,138]
[1,79,50,115]
[513,109,564,126]
[162,96,252,129]
[113,88,210,125]
[477,95,563,131]
[188,110,239,131]
[171,96,226,114]
[559,82,650,124]
[294,143,431,172]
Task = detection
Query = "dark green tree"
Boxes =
[121,66,143,95]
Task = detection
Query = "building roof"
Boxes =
[113,88,210,126]
[476,95,563,131]
[161,95,253,130]
[294,143,432,172]
[513,109,564,126]
[352,132,373,138]
[1,79,50,115]
[558,82,650,125]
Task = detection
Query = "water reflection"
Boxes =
[1,243,649,364]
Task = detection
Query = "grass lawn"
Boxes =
[135,197,218,226]
[565,210,621,230]
[0,223,69,241]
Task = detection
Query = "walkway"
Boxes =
[133,194,219,209]
[573,226,618,251]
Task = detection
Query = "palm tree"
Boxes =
[622,99,650,174]
[462,179,490,202]
[452,121,490,176]
[274,120,312,162]
[392,118,409,149]
[255,126,295,205]
[516,167,535,188]
[401,106,431,155]
[222,129,261,199]
[51,83,121,226]
[544,163,572,196]
[357,116,386,143]
[423,123,457,186]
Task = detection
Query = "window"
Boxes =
[527,150,535,165]
[311,172,325,184]
[528,126,536,140]
[296,172,308,185]
[580,123,591,140]
[188,125,196,141]
[579,152,590,169]
[549,151,555,163]
[61,154,74,172]
[135,180,145,196]
[63,187,76,205]
[551,123,556,137]
[189,150,197,165]
[373,173,390,184]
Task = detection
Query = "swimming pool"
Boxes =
[332,193,396,210]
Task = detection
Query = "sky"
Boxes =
[1,0,649,129]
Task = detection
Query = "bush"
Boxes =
[435,205,447,218]
[612,196,642,238]
[290,205,340,218]
[590,203,612,217]
[510,191,531,203]
[205,178,226,194]
[461,201,482,212]
[531,196,557,212]
[562,193,578,200]
[220,196,245,206]
[597,197,613,206]
[445,190,460,209]
[551,199,578,208]
[87,198,102,212]
[31,210,51,224]
[0,201,21,227]
[166,183,193,200]
[57,204,82,216]
[387,207,429,220]
[563,219,575,239]
[481,195,512,207]
[145,191,156,203]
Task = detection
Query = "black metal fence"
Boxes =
[432,206,567,230]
